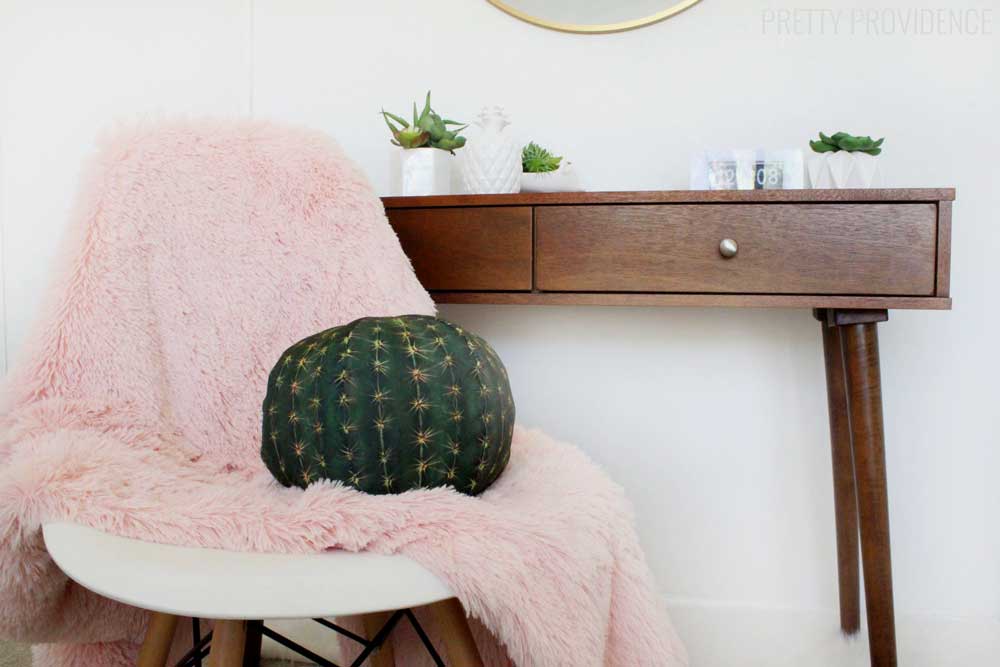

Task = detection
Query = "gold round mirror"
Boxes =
[487,0,703,34]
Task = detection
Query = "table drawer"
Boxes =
[535,204,938,295]
[388,206,533,291]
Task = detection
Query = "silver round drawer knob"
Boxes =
[719,238,739,258]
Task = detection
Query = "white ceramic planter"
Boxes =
[519,163,582,193]
[390,147,453,196]
[807,152,883,189]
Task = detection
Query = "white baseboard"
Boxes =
[667,599,1000,667]
[261,601,1000,666]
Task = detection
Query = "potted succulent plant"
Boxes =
[520,142,581,193]
[382,91,467,196]
[806,132,885,188]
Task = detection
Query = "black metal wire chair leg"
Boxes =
[260,625,341,667]
[180,607,442,667]
[192,618,201,667]
[242,620,263,667]
[348,610,406,667]
[404,609,445,667]
[174,625,212,667]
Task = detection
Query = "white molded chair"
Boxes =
[43,522,483,667]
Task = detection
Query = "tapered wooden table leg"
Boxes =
[818,315,861,635]
[840,318,897,667]
[138,612,179,667]
[430,598,484,667]
[362,611,397,667]
[207,620,247,667]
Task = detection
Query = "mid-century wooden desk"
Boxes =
[383,189,954,667]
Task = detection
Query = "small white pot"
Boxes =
[390,147,453,196]
[519,163,582,193]
[807,152,883,189]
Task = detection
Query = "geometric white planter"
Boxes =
[807,152,883,189]
[390,147,453,196]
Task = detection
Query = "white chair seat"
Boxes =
[42,522,454,620]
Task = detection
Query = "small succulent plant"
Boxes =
[381,91,467,154]
[810,132,885,156]
[521,142,563,173]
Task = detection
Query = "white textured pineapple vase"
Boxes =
[460,107,521,194]
[806,132,885,188]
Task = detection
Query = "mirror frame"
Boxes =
[486,0,703,34]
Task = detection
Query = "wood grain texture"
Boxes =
[535,204,937,295]
[426,292,952,310]
[841,322,897,667]
[818,319,861,635]
[137,612,179,667]
[382,188,955,209]
[387,207,532,291]
[363,611,397,667]
[429,598,484,667]
[936,201,952,297]
[207,620,246,667]
[383,190,953,311]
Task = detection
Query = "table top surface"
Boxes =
[383,188,956,208]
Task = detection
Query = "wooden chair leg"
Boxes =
[207,620,247,667]
[840,317,897,667]
[362,611,396,667]
[818,316,861,634]
[138,612,179,667]
[430,598,483,667]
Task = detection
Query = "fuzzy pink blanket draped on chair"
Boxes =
[0,120,687,667]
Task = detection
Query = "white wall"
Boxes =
[2,1,998,664]
[0,134,7,374]
[0,1,252,357]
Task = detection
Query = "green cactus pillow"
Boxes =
[261,315,514,496]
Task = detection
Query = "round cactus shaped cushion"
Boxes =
[261,315,514,495]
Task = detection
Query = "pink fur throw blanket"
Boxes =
[0,120,687,666]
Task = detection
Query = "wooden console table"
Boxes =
[383,189,954,667]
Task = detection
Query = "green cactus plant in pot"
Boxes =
[382,91,467,197]
[806,131,885,189]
